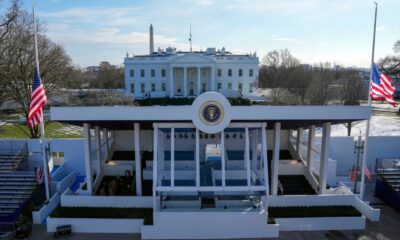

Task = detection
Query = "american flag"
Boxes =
[28,66,47,128]
[364,165,372,182]
[370,63,398,107]
[35,166,51,185]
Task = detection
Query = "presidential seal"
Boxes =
[199,101,224,126]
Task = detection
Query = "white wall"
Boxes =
[330,136,400,176]
[114,130,153,152]
[0,139,85,175]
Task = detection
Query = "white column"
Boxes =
[221,130,226,187]
[102,128,108,160]
[261,123,269,208]
[245,127,251,186]
[306,125,315,172]
[296,128,303,154]
[183,67,188,97]
[319,122,331,194]
[134,123,142,196]
[197,67,201,95]
[94,126,101,177]
[152,124,158,212]
[169,67,174,97]
[83,123,93,195]
[195,128,200,187]
[271,122,281,195]
[211,67,215,91]
[170,128,175,187]
[251,130,258,173]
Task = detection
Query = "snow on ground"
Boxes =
[315,114,400,137]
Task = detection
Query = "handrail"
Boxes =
[290,135,321,155]
[278,180,284,195]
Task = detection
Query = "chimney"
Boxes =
[149,24,154,55]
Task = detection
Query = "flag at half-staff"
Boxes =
[28,66,47,128]
[370,63,398,107]
[29,4,51,201]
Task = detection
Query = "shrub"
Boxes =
[50,207,153,225]
[268,206,361,218]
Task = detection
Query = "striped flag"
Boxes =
[27,66,47,128]
[370,63,398,107]
[34,166,51,184]
[349,165,357,182]
[364,165,372,181]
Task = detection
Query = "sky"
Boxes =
[3,0,399,68]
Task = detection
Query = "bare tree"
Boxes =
[0,8,72,138]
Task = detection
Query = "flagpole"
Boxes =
[33,3,50,201]
[360,2,378,200]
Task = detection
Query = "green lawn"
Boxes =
[0,122,83,138]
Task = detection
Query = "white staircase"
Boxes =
[0,171,37,218]
[0,155,26,174]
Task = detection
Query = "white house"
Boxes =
[124,24,259,99]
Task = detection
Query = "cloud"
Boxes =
[376,25,399,32]
[196,0,214,6]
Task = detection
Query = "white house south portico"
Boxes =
[50,92,374,239]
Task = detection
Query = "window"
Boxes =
[228,83,232,90]
[151,69,155,77]
[217,83,222,91]
[141,83,145,93]
[161,69,166,77]
[238,69,243,77]
[238,83,243,93]
[151,83,156,91]
[249,69,254,77]
[129,69,134,77]
[202,83,206,92]
[141,69,145,77]
[228,69,232,77]
[249,83,253,93]
[217,69,222,77]
[162,83,166,91]
[130,83,135,93]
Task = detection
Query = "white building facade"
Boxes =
[124,25,259,99]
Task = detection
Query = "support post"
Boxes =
[169,67,174,97]
[170,128,175,187]
[211,67,215,91]
[221,130,226,187]
[245,127,251,186]
[152,124,158,212]
[102,128,108,160]
[183,67,188,97]
[195,128,200,187]
[307,125,315,172]
[261,123,269,209]
[197,67,201,95]
[296,128,303,154]
[319,122,331,194]
[134,123,142,196]
[271,122,281,195]
[83,123,93,195]
[94,126,101,177]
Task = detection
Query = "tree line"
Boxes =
[258,49,368,106]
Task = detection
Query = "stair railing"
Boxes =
[278,180,284,195]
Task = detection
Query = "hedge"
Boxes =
[50,207,153,225]
[136,97,252,106]
[268,206,361,219]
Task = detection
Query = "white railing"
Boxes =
[55,171,77,194]
[32,193,60,224]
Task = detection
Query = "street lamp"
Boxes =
[353,132,365,194]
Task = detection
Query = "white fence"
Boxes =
[55,171,77,194]
[32,193,60,224]
[276,216,366,231]
[61,189,152,208]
